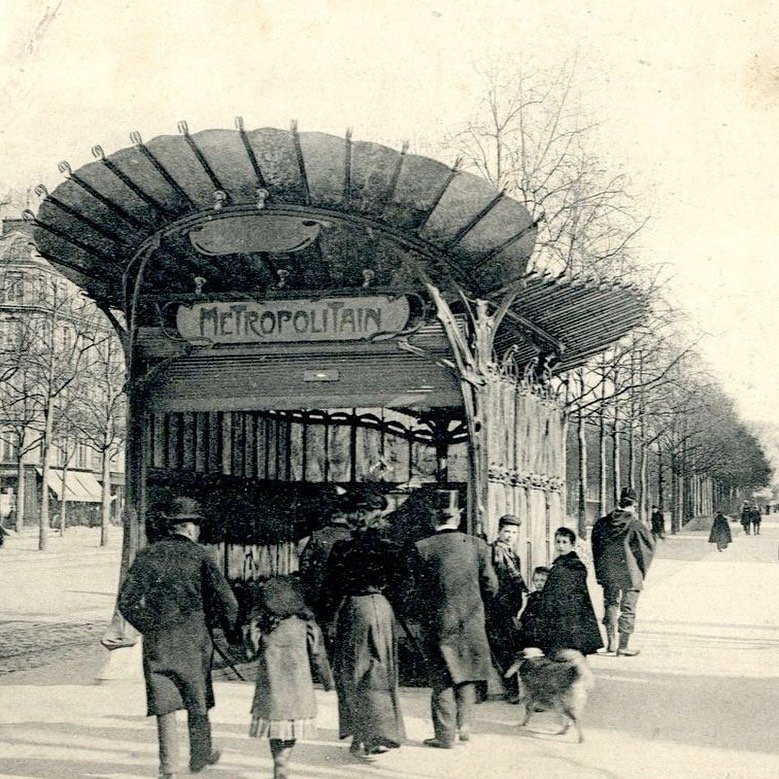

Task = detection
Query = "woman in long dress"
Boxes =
[321,490,408,759]
[708,511,732,552]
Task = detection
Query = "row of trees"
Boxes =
[0,238,126,550]
[440,61,771,533]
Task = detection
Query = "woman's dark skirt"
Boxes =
[333,593,405,748]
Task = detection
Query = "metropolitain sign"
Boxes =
[175,295,411,345]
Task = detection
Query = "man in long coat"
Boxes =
[591,487,655,656]
[119,497,239,778]
[298,491,353,628]
[412,490,498,748]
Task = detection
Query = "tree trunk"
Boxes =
[39,400,54,551]
[59,454,69,536]
[15,451,25,533]
[612,411,621,506]
[101,439,112,547]
[577,403,588,538]
[598,395,607,516]
[639,441,648,522]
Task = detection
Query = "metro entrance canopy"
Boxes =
[30,122,645,578]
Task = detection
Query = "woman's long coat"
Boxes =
[323,530,408,746]
[118,534,238,716]
[413,529,499,686]
[536,551,603,656]
[708,514,733,548]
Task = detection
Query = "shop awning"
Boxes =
[37,468,107,503]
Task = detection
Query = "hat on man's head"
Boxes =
[498,513,522,528]
[619,487,638,507]
[162,496,203,525]
[338,487,388,514]
[430,489,461,517]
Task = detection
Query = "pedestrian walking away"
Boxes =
[118,496,239,779]
[751,506,762,535]
[320,489,408,760]
[708,511,733,552]
[243,575,335,779]
[411,489,498,748]
[591,487,655,657]
[740,503,752,535]
[536,527,603,656]
[650,505,665,541]
[485,513,528,703]
[298,487,354,633]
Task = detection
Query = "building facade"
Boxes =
[0,218,125,529]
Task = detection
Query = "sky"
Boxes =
[1,0,778,428]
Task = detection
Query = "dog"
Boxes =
[504,648,595,742]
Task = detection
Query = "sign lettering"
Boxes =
[176,295,411,345]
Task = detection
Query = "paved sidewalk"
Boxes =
[0,522,777,778]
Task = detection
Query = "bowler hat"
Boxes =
[619,487,637,506]
[498,513,522,528]
[338,487,388,513]
[162,496,203,524]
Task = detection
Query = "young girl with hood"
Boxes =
[244,575,334,779]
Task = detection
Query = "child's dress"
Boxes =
[536,551,603,655]
[245,613,335,741]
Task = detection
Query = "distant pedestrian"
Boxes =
[751,507,762,535]
[708,511,732,552]
[243,575,334,779]
[740,504,751,535]
[320,490,408,759]
[591,487,655,657]
[485,513,528,703]
[118,496,239,779]
[536,527,603,656]
[650,505,665,541]
[412,489,498,748]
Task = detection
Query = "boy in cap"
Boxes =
[485,514,528,702]
[591,487,655,656]
[119,496,239,778]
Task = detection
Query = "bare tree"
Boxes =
[20,279,103,550]
[71,329,126,546]
[443,60,647,280]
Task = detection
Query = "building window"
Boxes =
[0,433,18,463]
[1,317,22,348]
[1,272,25,303]
[76,440,90,469]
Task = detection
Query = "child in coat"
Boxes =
[516,566,549,649]
[244,575,335,779]
[536,527,603,656]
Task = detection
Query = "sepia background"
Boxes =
[1,0,778,461]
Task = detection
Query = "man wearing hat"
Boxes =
[591,487,655,656]
[412,489,498,748]
[485,514,528,702]
[119,496,239,778]
[298,487,359,632]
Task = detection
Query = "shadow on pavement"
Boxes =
[585,670,778,754]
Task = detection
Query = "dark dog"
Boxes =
[504,648,595,742]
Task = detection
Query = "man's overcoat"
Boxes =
[118,534,238,716]
[413,529,498,685]
[591,509,655,590]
